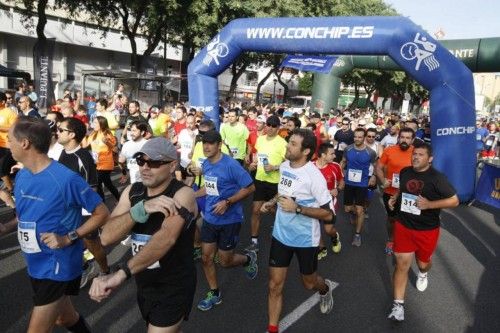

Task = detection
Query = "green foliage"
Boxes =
[298,72,313,95]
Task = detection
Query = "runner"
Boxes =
[246,115,287,253]
[196,130,257,311]
[118,121,148,185]
[380,120,399,148]
[333,117,354,163]
[261,129,335,333]
[220,109,249,165]
[89,137,198,332]
[57,117,111,287]
[340,128,377,247]
[177,114,198,181]
[375,128,415,255]
[387,143,459,322]
[11,117,108,333]
[313,143,344,259]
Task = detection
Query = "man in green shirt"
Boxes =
[220,109,249,165]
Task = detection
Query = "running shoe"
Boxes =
[416,273,428,292]
[387,302,405,322]
[80,260,98,289]
[193,247,202,261]
[352,233,362,247]
[331,233,341,253]
[317,247,328,260]
[245,242,259,253]
[244,250,258,280]
[384,241,394,256]
[197,290,222,311]
[319,279,335,314]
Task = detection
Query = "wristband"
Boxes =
[117,263,132,280]
[130,200,150,223]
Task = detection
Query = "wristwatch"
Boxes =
[117,263,132,280]
[295,205,302,214]
[67,230,79,244]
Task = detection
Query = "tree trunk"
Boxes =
[36,0,48,40]
[228,61,250,97]
[256,67,274,104]
[276,68,288,103]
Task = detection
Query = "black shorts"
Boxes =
[137,285,194,327]
[253,179,278,202]
[269,237,319,275]
[343,184,368,206]
[0,148,16,178]
[200,221,241,251]
[30,276,81,306]
[382,193,398,218]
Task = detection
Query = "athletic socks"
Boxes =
[67,314,90,333]
[418,271,428,279]
[251,237,258,245]
[394,299,404,305]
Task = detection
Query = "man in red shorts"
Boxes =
[387,143,459,322]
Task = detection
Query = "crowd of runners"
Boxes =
[0,82,498,332]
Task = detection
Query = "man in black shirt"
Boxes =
[121,100,146,145]
[57,118,111,287]
[387,143,458,322]
[89,137,197,332]
[333,117,354,162]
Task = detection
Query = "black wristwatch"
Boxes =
[67,230,79,244]
[118,263,132,280]
[295,205,303,214]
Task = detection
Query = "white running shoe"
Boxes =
[80,260,98,289]
[387,302,404,322]
[319,279,335,314]
[416,273,428,292]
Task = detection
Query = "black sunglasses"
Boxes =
[57,127,73,133]
[136,157,173,168]
[342,122,350,125]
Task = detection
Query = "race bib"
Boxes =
[18,221,41,254]
[348,169,362,183]
[204,176,219,196]
[257,154,269,166]
[230,147,239,156]
[476,134,481,140]
[338,142,347,151]
[82,208,91,216]
[182,142,193,151]
[392,173,400,189]
[278,174,296,197]
[486,139,493,146]
[131,233,160,269]
[401,193,421,215]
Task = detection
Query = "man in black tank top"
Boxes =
[89,137,198,332]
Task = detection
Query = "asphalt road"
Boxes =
[1,186,499,333]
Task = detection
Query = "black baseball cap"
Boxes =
[202,130,222,143]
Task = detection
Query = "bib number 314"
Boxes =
[401,193,421,215]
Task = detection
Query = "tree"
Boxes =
[298,72,314,95]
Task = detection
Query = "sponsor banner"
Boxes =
[475,162,500,209]
[33,38,56,115]
[246,26,374,40]
[281,55,338,74]
[436,126,475,136]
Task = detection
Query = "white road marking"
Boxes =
[0,245,20,254]
[275,281,339,332]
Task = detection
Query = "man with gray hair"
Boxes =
[18,95,41,118]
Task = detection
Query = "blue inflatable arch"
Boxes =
[188,16,476,202]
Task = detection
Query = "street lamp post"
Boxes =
[273,78,277,103]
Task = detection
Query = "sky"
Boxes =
[385,0,500,39]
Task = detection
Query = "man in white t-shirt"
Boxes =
[381,120,399,148]
[261,128,335,333]
[119,121,148,184]
[177,114,198,180]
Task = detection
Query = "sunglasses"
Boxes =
[342,122,349,125]
[57,127,73,133]
[266,123,278,128]
[136,157,173,168]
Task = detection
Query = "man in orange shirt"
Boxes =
[375,128,415,255]
[0,92,18,192]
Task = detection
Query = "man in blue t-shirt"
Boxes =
[196,130,256,312]
[475,120,488,155]
[341,127,377,247]
[10,117,109,333]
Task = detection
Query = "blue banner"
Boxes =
[475,162,500,209]
[281,55,338,74]
[188,16,476,201]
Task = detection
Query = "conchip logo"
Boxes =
[436,126,475,136]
